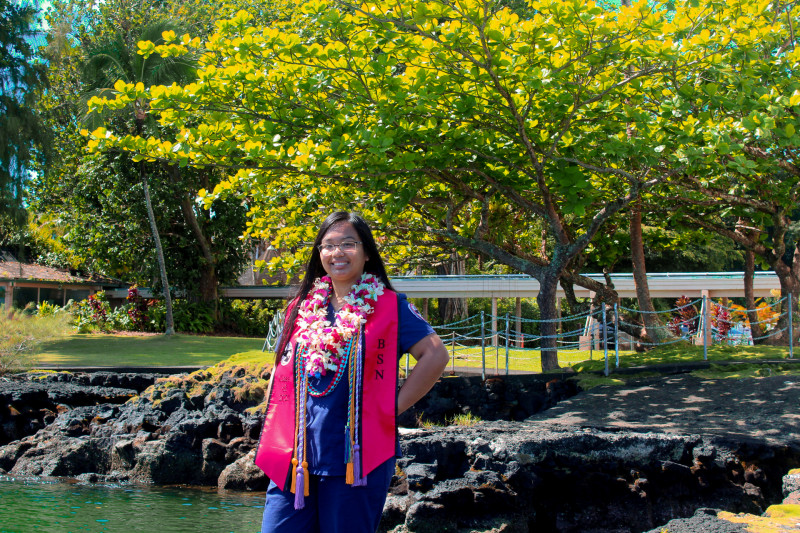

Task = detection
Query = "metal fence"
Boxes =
[425,295,796,378]
[264,296,796,378]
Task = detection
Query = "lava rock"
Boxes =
[644,507,747,533]
[217,449,268,491]
[782,470,800,497]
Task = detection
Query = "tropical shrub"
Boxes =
[710,302,732,341]
[668,296,699,337]
[148,299,215,334]
[218,299,281,337]
[729,299,780,332]
[125,285,151,331]
[70,293,111,333]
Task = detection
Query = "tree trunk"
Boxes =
[171,165,219,306]
[772,253,800,346]
[537,273,560,371]
[743,249,765,344]
[177,196,218,307]
[630,198,671,343]
[141,162,175,335]
[436,251,467,323]
[135,117,174,335]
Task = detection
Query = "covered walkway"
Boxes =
[216,272,781,300]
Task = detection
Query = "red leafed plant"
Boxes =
[668,295,699,337]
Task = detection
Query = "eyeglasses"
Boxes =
[318,241,362,254]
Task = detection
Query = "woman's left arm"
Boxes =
[397,333,450,414]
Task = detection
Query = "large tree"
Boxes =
[32,2,253,318]
[85,0,774,369]
[87,22,202,334]
[0,0,49,226]
[661,0,800,344]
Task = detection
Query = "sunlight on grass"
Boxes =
[690,363,800,379]
[573,343,795,373]
[719,504,800,531]
[428,345,637,374]
[423,341,798,376]
[33,334,264,367]
[27,333,800,373]
[572,371,663,390]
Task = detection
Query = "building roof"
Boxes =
[199,272,783,300]
[0,261,106,286]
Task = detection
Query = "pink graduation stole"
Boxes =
[254,290,399,490]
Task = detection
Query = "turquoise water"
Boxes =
[0,477,265,533]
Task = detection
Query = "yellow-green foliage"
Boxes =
[132,350,273,406]
[414,411,482,428]
[691,363,800,380]
[415,412,439,429]
[448,413,482,426]
[1,310,71,374]
[719,504,800,531]
[28,370,72,379]
[571,372,662,391]
[572,375,626,390]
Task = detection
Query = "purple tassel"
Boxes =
[352,444,367,487]
[294,464,306,509]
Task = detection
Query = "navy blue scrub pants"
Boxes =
[260,458,395,533]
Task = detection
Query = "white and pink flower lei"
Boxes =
[295,272,385,377]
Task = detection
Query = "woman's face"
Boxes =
[319,222,369,291]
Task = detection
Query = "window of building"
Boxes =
[39,287,65,306]
[13,287,39,309]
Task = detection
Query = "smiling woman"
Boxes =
[318,222,368,302]
[255,211,449,533]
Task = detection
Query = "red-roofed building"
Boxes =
[0,259,124,310]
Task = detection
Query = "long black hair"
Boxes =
[274,212,394,362]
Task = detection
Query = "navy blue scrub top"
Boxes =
[305,294,434,475]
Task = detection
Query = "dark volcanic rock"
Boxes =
[2,370,799,533]
[398,374,578,427]
[0,365,269,486]
[9,431,112,477]
[0,374,137,445]
[379,418,800,533]
[217,449,269,491]
[644,508,747,533]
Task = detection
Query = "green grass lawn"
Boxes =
[574,342,796,373]
[29,333,800,373]
[33,334,268,368]
[430,342,798,374]
[425,345,636,374]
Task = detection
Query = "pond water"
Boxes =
[0,477,265,533]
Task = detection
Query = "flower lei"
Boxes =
[295,272,385,378]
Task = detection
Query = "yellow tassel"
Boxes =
[346,461,355,484]
[290,458,298,494]
[302,461,310,496]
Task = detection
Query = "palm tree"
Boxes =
[82,21,196,335]
[0,0,49,227]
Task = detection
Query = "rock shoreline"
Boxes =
[1,369,799,532]
[387,423,799,532]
